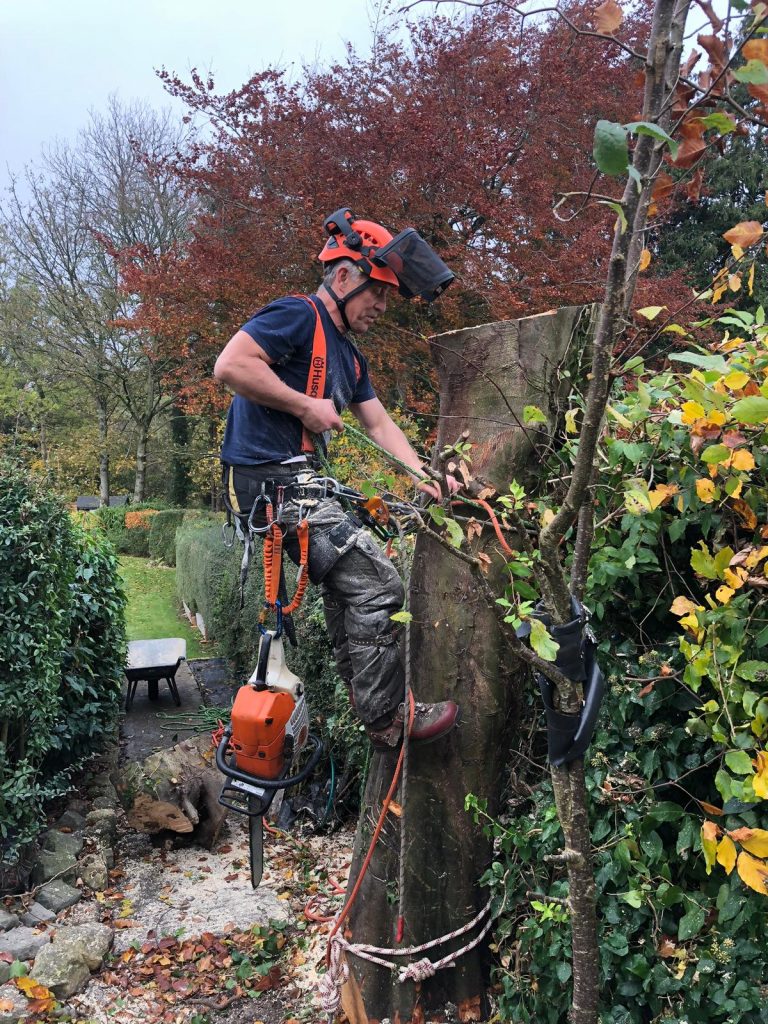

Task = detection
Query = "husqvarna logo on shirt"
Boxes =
[309,356,325,398]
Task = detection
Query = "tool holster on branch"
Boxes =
[521,597,605,766]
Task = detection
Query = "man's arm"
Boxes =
[351,397,459,496]
[214,330,343,435]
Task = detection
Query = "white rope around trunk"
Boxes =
[318,898,495,1021]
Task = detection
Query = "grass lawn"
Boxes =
[118,556,215,659]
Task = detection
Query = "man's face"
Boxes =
[337,267,394,333]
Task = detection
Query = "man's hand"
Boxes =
[418,474,461,500]
[301,397,344,434]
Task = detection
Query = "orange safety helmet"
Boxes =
[318,210,400,289]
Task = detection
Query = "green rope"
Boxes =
[155,706,232,732]
[314,423,432,483]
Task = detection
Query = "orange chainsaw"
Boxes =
[216,629,323,886]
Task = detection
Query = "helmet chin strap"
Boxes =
[325,278,373,333]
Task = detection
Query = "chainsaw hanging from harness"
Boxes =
[217,613,323,887]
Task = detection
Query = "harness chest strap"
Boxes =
[296,294,361,454]
[298,296,328,454]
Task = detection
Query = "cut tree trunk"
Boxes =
[343,306,596,1023]
[125,735,227,849]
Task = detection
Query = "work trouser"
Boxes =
[224,463,405,727]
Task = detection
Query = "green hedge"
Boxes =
[148,510,186,566]
[92,500,169,556]
[0,461,126,857]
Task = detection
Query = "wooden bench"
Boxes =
[125,638,187,711]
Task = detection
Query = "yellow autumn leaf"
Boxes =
[701,820,720,874]
[748,262,755,297]
[682,400,706,424]
[637,305,666,321]
[730,243,745,260]
[696,478,717,503]
[720,335,746,353]
[753,751,768,799]
[723,220,764,249]
[728,274,742,293]
[542,508,556,527]
[734,828,768,858]
[606,404,633,429]
[679,612,703,640]
[723,370,750,390]
[730,449,756,472]
[715,585,735,604]
[708,409,727,426]
[565,409,579,434]
[670,596,699,616]
[736,851,768,894]
[717,835,737,875]
[724,566,749,589]
[743,39,768,62]
[745,545,768,569]
[713,283,728,304]
[639,248,651,271]
[649,483,679,509]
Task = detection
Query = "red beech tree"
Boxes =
[121,3,677,413]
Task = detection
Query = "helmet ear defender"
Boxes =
[317,207,455,329]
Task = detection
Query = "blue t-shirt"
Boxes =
[220,295,376,465]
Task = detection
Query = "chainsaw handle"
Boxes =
[215,727,324,790]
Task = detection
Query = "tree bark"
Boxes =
[97,396,110,507]
[343,306,595,1022]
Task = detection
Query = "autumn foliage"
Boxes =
[120,3,664,413]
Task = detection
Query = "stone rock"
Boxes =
[77,853,108,892]
[91,795,117,810]
[42,830,84,859]
[31,849,77,886]
[0,983,26,1022]
[0,910,18,932]
[0,963,9,985]
[84,809,118,844]
[31,923,112,1000]
[55,809,87,831]
[35,881,82,915]
[30,944,90,999]
[66,798,90,817]
[20,902,56,926]
[0,925,51,960]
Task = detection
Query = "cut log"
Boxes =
[125,735,227,849]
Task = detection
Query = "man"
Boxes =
[214,208,459,749]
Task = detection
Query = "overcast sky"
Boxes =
[0,0,389,188]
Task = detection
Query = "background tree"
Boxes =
[0,98,191,502]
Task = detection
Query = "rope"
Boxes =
[319,897,495,1016]
[396,518,411,945]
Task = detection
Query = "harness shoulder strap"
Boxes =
[295,295,327,454]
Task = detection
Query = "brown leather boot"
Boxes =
[365,700,459,749]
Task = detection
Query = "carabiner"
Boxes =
[247,494,273,536]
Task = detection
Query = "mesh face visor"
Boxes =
[373,229,455,301]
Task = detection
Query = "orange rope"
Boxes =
[283,519,310,614]
[456,497,515,557]
[262,509,310,616]
[325,690,415,963]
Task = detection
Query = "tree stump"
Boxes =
[343,306,595,1022]
[125,735,227,849]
